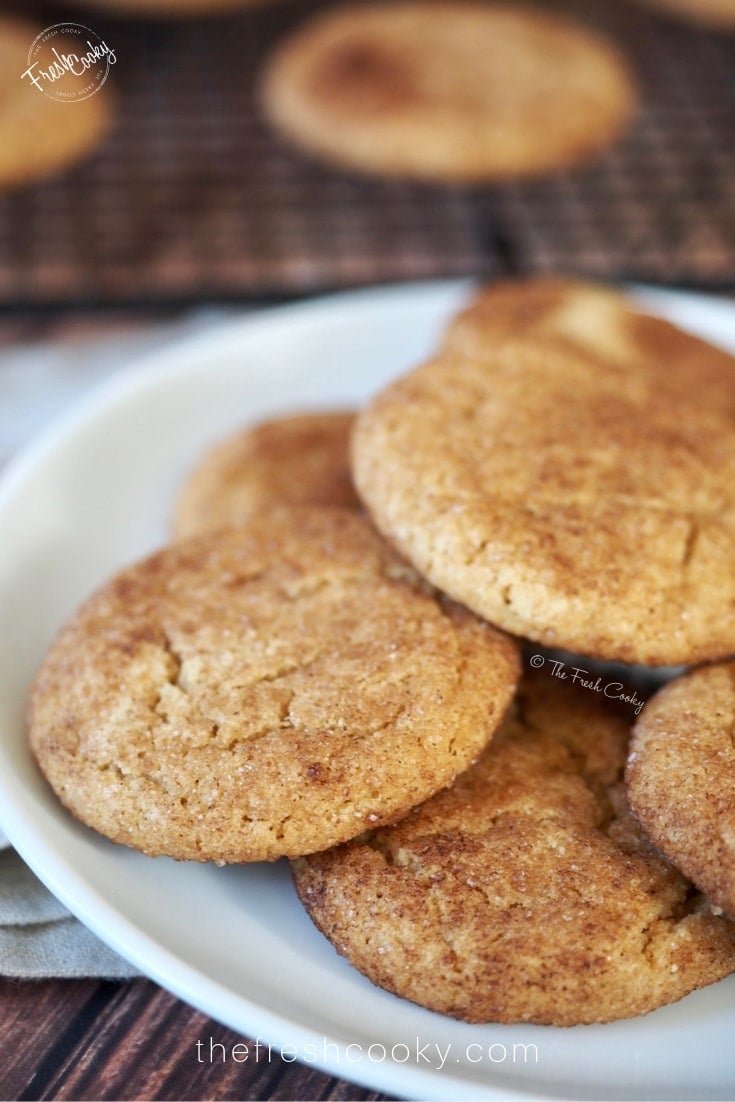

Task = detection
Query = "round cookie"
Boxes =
[259,1,638,183]
[638,0,735,30]
[627,663,735,919]
[352,280,735,666]
[0,18,114,190]
[443,277,735,407]
[173,411,360,540]
[29,506,519,864]
[293,676,735,1025]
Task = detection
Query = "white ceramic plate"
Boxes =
[1,281,734,1102]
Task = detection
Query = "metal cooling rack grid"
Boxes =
[0,0,734,310]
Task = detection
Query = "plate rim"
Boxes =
[2,278,734,1102]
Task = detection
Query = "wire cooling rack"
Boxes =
[1,0,734,309]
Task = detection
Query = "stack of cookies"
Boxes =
[28,277,735,1026]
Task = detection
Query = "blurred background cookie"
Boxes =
[259,0,639,183]
[0,16,114,190]
[68,0,279,17]
[173,410,360,539]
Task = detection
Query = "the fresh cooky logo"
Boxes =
[21,23,116,103]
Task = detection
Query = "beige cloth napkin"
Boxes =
[0,309,232,980]
[0,841,139,979]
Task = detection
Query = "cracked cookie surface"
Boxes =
[293,676,735,1024]
[260,1,637,183]
[28,506,519,863]
[627,663,735,919]
[352,279,735,665]
[173,411,360,540]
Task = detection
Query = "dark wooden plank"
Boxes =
[0,978,395,1101]
[0,978,112,1099]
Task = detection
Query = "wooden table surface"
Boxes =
[0,977,395,1101]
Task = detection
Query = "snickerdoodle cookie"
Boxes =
[627,663,735,920]
[443,278,735,405]
[352,280,735,666]
[29,507,519,863]
[173,411,360,540]
[293,676,735,1025]
[259,2,638,183]
[0,18,113,190]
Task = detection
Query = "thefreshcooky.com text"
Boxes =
[195,1034,540,1071]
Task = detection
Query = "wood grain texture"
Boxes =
[0,978,395,1101]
